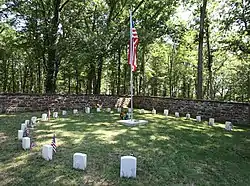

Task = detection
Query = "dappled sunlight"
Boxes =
[157,135,171,141]
[91,129,127,142]
[0,152,32,172]
[50,123,67,128]
[224,133,233,138]
[1,110,250,185]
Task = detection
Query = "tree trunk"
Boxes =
[140,44,146,95]
[75,65,79,94]
[117,46,121,95]
[169,45,175,97]
[206,20,213,100]
[68,74,71,94]
[197,0,207,99]
[45,0,61,93]
[94,56,103,94]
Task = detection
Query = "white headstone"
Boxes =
[139,109,145,114]
[120,156,137,178]
[18,130,23,140]
[175,112,179,118]
[31,116,37,124]
[186,113,190,119]
[209,118,215,126]
[152,109,156,114]
[196,116,201,122]
[225,121,233,131]
[97,108,101,112]
[85,107,90,114]
[41,113,48,121]
[42,145,53,161]
[164,109,169,116]
[117,108,122,112]
[107,108,111,112]
[128,108,132,113]
[22,137,30,150]
[25,120,30,126]
[73,109,78,114]
[21,123,26,131]
[53,112,58,118]
[73,153,87,170]
[62,110,67,116]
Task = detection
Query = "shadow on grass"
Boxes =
[1,110,250,185]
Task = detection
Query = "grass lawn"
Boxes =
[1,109,250,186]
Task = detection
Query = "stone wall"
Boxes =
[0,94,249,125]
[133,96,250,125]
[0,94,131,113]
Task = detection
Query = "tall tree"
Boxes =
[197,0,207,99]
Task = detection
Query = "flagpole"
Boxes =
[129,10,133,121]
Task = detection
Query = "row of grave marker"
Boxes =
[17,112,136,178]
[150,109,233,131]
[39,107,233,131]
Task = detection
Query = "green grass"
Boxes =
[1,109,250,186]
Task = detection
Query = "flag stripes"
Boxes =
[51,134,56,153]
[128,21,139,72]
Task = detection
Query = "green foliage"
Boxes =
[0,0,249,101]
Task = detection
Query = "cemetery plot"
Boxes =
[1,110,250,185]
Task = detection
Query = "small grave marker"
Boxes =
[164,109,169,116]
[225,121,233,131]
[41,113,48,121]
[209,118,215,126]
[196,116,201,122]
[120,156,137,178]
[42,145,53,161]
[22,137,30,150]
[18,130,23,140]
[73,153,87,170]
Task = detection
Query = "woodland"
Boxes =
[0,0,249,102]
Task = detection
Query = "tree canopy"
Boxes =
[0,0,249,102]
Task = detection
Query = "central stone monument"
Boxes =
[117,119,148,126]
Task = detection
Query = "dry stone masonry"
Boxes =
[0,94,249,125]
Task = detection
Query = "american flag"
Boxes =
[23,127,29,137]
[51,134,56,153]
[30,142,35,149]
[128,20,139,72]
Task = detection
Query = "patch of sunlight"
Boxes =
[215,123,226,128]
[52,175,65,183]
[157,135,170,140]
[224,133,233,138]
[51,124,67,128]
[126,141,138,147]
[233,128,246,132]
[91,129,127,142]
[130,127,140,131]
[0,153,29,172]
[191,128,205,132]
[0,114,16,118]
[93,122,112,126]
[72,137,83,144]
[150,135,156,140]
[174,125,191,130]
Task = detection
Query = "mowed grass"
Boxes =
[1,110,250,186]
